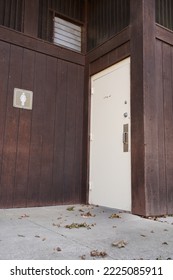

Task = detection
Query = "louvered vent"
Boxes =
[53,17,82,52]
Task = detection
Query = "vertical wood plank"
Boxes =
[13,49,35,207]
[38,0,49,40]
[163,44,173,214]
[24,0,39,37]
[74,65,84,202]
[82,55,89,204]
[0,42,10,208]
[4,0,11,27]
[63,63,78,203]
[155,40,167,214]
[15,0,24,32]
[27,52,46,207]
[9,0,16,29]
[39,56,56,205]
[130,0,158,216]
[53,60,68,203]
[0,45,23,208]
[143,1,160,216]
[130,0,146,215]
[0,0,5,25]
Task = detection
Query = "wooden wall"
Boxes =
[1,0,173,216]
[129,0,173,216]
[87,0,130,50]
[156,0,173,31]
[0,0,23,32]
[88,28,130,75]
[0,27,85,208]
[155,25,173,215]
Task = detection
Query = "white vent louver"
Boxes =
[53,17,82,52]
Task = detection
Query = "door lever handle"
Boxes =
[123,132,128,144]
[123,124,129,152]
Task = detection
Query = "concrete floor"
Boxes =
[0,204,173,260]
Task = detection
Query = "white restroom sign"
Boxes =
[13,88,33,110]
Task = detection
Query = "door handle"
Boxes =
[123,131,128,144]
[123,124,128,152]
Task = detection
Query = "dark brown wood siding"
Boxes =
[0,30,85,208]
[88,28,130,75]
[155,27,173,215]
[156,0,173,31]
[87,0,130,50]
[0,0,24,31]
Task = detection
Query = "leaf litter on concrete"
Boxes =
[66,206,75,211]
[65,222,95,230]
[90,250,107,258]
[109,213,121,219]
[52,223,61,227]
[17,234,25,238]
[81,211,96,218]
[18,214,30,219]
[112,240,128,248]
[53,247,62,252]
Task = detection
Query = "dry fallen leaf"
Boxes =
[18,214,30,219]
[65,222,94,230]
[147,216,158,221]
[80,255,86,260]
[91,223,96,227]
[66,206,75,211]
[112,240,127,248]
[90,250,107,257]
[109,213,121,219]
[81,211,96,218]
[162,242,168,245]
[52,223,61,227]
[54,247,62,252]
[156,256,162,260]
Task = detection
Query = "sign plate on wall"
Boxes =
[13,88,33,110]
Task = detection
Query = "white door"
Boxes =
[89,57,131,211]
